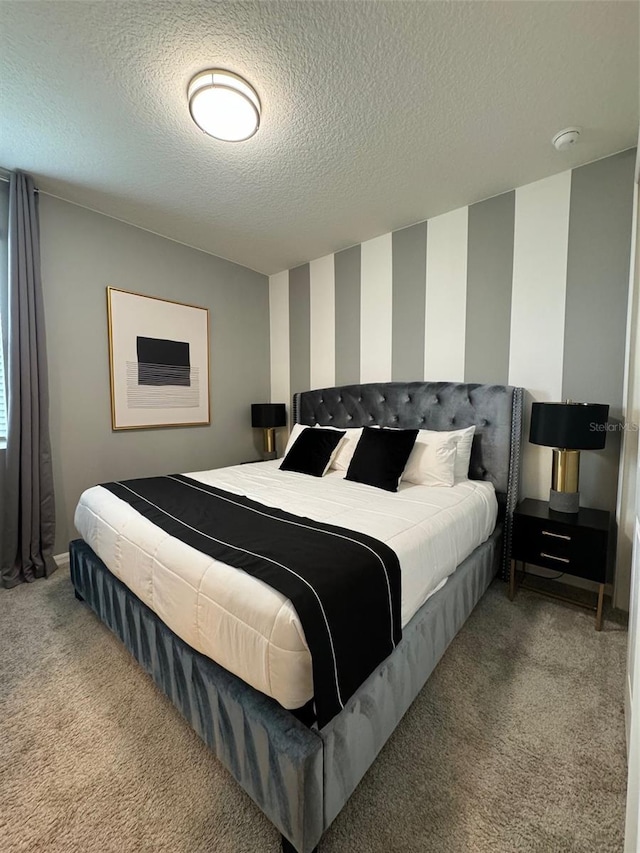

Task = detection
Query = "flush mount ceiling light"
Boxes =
[188,69,261,142]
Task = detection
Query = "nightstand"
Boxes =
[510,498,611,630]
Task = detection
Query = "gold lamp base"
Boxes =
[263,427,276,456]
[549,448,580,513]
[551,448,580,492]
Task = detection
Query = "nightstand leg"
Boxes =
[509,559,516,601]
[595,584,604,631]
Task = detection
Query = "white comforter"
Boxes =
[75,460,498,709]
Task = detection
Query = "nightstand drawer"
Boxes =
[512,514,608,583]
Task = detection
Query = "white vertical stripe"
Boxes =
[269,271,290,444]
[508,170,571,500]
[360,233,392,382]
[309,254,336,389]
[424,207,468,381]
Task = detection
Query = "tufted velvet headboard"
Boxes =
[293,381,524,577]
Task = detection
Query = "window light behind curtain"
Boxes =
[0,322,6,443]
[0,179,8,445]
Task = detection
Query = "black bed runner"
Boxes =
[101,474,402,727]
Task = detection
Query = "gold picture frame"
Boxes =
[107,287,211,430]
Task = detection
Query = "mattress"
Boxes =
[74,460,498,710]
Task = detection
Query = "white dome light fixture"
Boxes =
[188,69,261,142]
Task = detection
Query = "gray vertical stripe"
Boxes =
[289,263,311,395]
[391,222,427,381]
[562,148,635,510]
[334,245,361,385]
[464,191,515,384]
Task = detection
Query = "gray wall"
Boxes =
[464,191,515,385]
[39,196,270,554]
[289,263,311,396]
[334,245,361,386]
[563,152,636,513]
[392,222,427,381]
[269,150,636,599]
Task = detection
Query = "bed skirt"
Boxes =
[70,527,500,853]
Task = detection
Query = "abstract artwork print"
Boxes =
[107,288,210,429]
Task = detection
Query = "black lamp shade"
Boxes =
[251,403,286,429]
[529,402,609,450]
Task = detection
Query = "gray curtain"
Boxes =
[1,172,56,588]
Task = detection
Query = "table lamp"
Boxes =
[529,401,609,513]
[251,403,287,458]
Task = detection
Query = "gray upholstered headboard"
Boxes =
[292,381,524,578]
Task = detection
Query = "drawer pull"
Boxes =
[542,530,571,541]
[540,552,570,564]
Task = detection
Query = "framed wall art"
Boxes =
[107,287,210,430]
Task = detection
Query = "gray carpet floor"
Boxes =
[0,567,628,853]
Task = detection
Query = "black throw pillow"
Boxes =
[345,426,418,492]
[280,427,345,477]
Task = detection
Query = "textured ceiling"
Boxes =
[1,1,638,275]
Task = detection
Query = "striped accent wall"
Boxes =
[269,150,636,508]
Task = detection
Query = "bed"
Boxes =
[70,380,523,853]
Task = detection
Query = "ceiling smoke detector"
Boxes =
[552,127,581,152]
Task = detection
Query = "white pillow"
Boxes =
[283,423,307,458]
[450,426,475,481]
[314,425,363,471]
[402,432,457,487]
[416,426,475,481]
